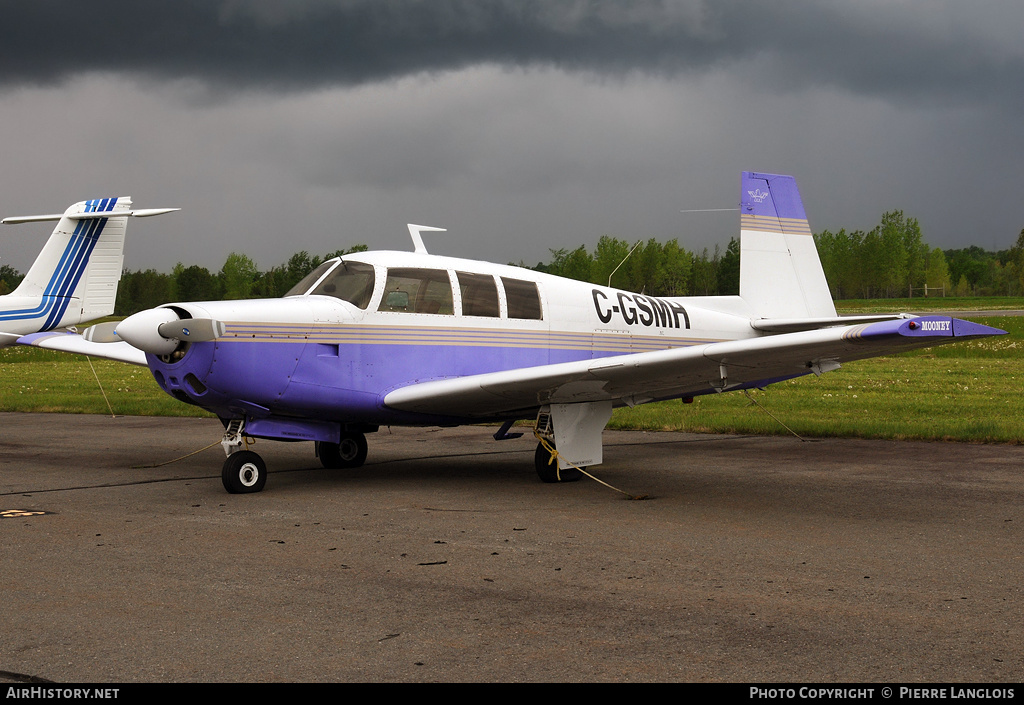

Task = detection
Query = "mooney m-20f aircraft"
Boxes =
[1,198,177,345]
[19,172,1005,493]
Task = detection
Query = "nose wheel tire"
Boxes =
[222,450,267,493]
[319,432,368,469]
[534,441,583,483]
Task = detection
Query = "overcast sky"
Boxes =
[1,0,1022,275]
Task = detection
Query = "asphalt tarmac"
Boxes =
[1,412,1021,683]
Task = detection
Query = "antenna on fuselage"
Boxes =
[607,239,643,288]
[407,224,447,255]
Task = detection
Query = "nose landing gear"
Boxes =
[221,450,267,494]
[218,419,370,493]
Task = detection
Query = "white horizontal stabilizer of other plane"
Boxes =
[17,172,1005,494]
[0,198,178,346]
[2,207,179,224]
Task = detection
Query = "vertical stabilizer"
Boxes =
[9,197,131,329]
[739,172,835,320]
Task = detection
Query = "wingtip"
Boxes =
[952,318,1007,338]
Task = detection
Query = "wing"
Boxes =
[17,331,148,365]
[384,316,1005,418]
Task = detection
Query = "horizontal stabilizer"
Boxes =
[2,207,179,225]
[751,314,907,333]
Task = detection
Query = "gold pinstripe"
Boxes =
[841,325,869,341]
[740,214,813,236]
[216,322,720,353]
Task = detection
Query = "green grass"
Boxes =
[1,304,1020,442]
[0,345,212,417]
[834,296,1024,313]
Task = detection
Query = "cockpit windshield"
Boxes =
[284,260,337,298]
[284,259,376,309]
[308,261,376,309]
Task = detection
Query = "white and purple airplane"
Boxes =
[19,173,1005,493]
[0,198,177,346]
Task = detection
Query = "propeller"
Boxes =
[82,321,121,343]
[82,308,224,355]
[156,318,226,343]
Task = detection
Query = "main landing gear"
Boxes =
[218,420,368,494]
[534,440,583,483]
[533,409,583,483]
[317,432,368,469]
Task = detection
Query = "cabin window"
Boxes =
[308,261,376,309]
[501,277,543,320]
[381,268,454,315]
[456,271,500,317]
[284,260,337,297]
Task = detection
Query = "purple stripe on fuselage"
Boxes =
[150,336,819,425]
[147,315,1005,424]
[148,338,614,422]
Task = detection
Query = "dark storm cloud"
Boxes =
[2,1,1022,110]
[1,0,1021,272]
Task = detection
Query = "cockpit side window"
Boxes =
[284,260,337,298]
[501,277,543,320]
[309,261,376,309]
[380,268,454,315]
[456,271,500,317]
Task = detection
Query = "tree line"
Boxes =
[111,247,368,315]
[0,212,1021,314]
[815,211,1024,299]
[536,212,1024,301]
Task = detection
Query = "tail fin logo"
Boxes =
[747,189,770,203]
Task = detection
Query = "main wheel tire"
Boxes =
[534,441,583,483]
[319,432,368,469]
[222,450,267,494]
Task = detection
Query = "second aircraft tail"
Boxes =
[2,199,179,332]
